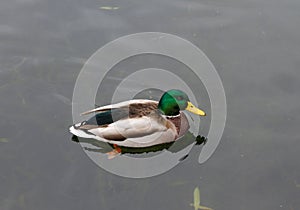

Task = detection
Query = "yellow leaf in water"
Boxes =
[190,187,213,210]
[99,6,119,10]
[0,138,9,143]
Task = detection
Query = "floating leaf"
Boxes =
[0,138,9,143]
[99,6,119,10]
[190,187,213,210]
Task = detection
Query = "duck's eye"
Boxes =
[177,96,183,100]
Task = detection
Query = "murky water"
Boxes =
[1,0,300,209]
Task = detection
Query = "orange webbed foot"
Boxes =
[106,144,122,159]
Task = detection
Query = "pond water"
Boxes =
[1,0,300,209]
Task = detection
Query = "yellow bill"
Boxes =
[186,102,206,116]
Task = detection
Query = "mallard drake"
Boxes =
[69,90,205,155]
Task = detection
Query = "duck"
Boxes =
[69,89,206,157]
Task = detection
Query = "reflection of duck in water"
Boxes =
[72,132,207,159]
[69,90,206,157]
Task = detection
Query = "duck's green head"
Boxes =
[158,89,206,116]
